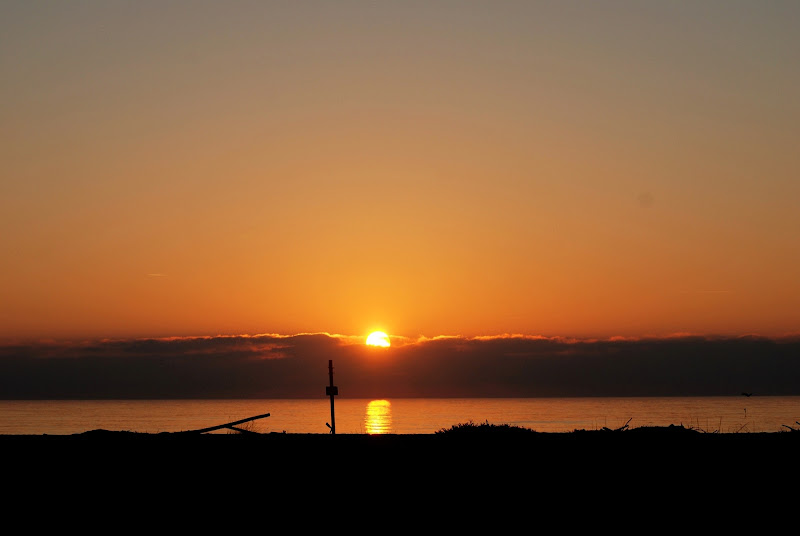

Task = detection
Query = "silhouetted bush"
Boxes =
[434,419,537,435]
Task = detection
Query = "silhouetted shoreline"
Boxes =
[4,424,798,454]
[6,425,797,493]
[4,422,799,440]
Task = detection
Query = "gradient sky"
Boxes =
[2,1,799,344]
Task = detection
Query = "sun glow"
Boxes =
[366,331,391,347]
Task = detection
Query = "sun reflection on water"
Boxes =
[364,400,392,434]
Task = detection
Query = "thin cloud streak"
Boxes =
[1,333,798,400]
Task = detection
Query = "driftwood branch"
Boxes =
[186,413,271,434]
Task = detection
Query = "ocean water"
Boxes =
[1,396,798,435]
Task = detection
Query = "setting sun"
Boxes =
[366,331,391,347]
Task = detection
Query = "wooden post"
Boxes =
[326,359,338,434]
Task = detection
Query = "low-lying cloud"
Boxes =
[1,333,798,399]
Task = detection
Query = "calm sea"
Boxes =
[1,396,798,435]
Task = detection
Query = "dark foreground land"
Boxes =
[4,424,798,471]
[4,425,797,520]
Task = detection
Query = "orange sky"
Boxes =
[2,2,799,343]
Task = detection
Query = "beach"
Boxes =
[5,425,795,522]
[5,425,798,473]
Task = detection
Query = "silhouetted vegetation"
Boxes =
[434,417,800,436]
[435,419,538,435]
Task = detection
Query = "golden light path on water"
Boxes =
[364,400,392,434]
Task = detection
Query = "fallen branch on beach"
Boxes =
[181,413,271,434]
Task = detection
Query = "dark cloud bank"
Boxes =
[1,334,799,399]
